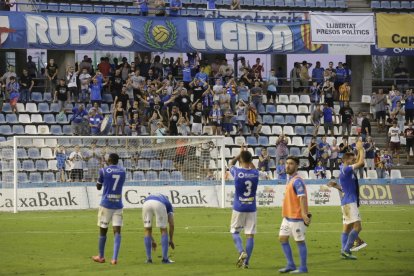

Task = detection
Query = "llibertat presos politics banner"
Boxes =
[376,13,414,49]
[309,12,375,44]
[0,11,326,54]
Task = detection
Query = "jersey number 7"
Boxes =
[112,174,120,191]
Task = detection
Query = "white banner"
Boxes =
[310,12,375,44]
[87,185,220,209]
[328,44,371,55]
[0,187,89,211]
[205,10,306,23]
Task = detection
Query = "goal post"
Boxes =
[0,136,226,213]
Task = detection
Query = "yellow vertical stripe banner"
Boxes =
[376,13,414,48]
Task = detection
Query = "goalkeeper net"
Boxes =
[0,136,225,212]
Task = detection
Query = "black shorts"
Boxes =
[406,139,414,151]
[389,142,400,151]
[211,121,221,127]
[376,111,386,120]
[405,109,414,121]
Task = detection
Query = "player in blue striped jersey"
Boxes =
[92,153,126,265]
[142,194,175,264]
[229,144,259,269]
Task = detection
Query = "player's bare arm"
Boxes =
[327,181,343,192]
[299,196,311,226]
[353,141,365,169]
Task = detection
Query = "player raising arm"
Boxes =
[92,153,126,265]
[278,156,310,274]
[229,144,259,269]
[142,194,175,264]
[328,140,365,260]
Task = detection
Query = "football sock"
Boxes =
[341,232,349,251]
[98,235,107,258]
[144,236,152,260]
[281,242,295,268]
[344,230,359,252]
[298,242,308,272]
[245,237,254,265]
[232,233,244,254]
[112,233,121,261]
[161,233,169,260]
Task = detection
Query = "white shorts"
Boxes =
[279,218,307,241]
[192,123,203,135]
[142,200,168,228]
[342,202,361,225]
[230,210,257,235]
[97,206,123,228]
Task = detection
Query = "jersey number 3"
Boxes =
[243,180,252,197]
[112,174,120,191]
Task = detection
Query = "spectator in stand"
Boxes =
[225,78,238,112]
[329,138,339,175]
[0,83,5,112]
[54,78,69,110]
[307,137,317,170]
[317,136,329,161]
[334,62,346,92]
[1,66,17,93]
[230,0,240,9]
[169,0,182,16]
[267,69,278,104]
[355,112,364,136]
[312,61,324,85]
[89,108,104,135]
[309,81,321,113]
[66,66,79,103]
[370,91,377,120]
[190,78,208,104]
[115,85,130,111]
[79,68,91,104]
[375,89,387,132]
[338,81,350,108]
[177,114,190,136]
[54,145,67,182]
[375,150,386,179]
[155,0,166,16]
[90,102,103,117]
[259,167,270,180]
[299,61,311,93]
[90,76,107,107]
[290,62,301,93]
[325,61,336,82]
[222,102,234,136]
[169,106,180,135]
[191,100,203,135]
[175,88,191,120]
[71,104,88,135]
[404,122,414,164]
[46,58,58,94]
[235,100,247,135]
[361,113,371,141]
[182,60,193,89]
[276,159,287,180]
[339,101,353,136]
[237,81,250,102]
[120,60,131,81]
[7,76,19,114]
[97,57,111,78]
[390,89,402,112]
[137,0,149,16]
[322,80,335,108]
[322,103,336,136]
[364,136,375,171]
[275,134,289,165]
[69,145,85,182]
[391,101,405,133]
[247,104,262,137]
[258,148,270,174]
[19,69,34,104]
[404,89,414,124]
[219,59,234,79]
[314,160,326,179]
[27,56,38,78]
[130,113,142,136]
[388,120,401,166]
[113,101,128,136]
[393,61,409,93]
[252,58,264,79]
[209,102,222,135]
[311,104,323,136]
[382,150,393,178]
[250,80,263,112]
[240,67,253,88]
[79,55,92,74]
[339,136,351,159]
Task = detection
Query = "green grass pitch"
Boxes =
[1,206,414,276]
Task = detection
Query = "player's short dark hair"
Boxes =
[343,152,355,160]
[108,153,119,165]
[286,155,299,165]
[240,151,253,163]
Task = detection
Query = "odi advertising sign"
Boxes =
[0,11,326,54]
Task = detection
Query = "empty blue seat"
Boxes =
[103,94,113,103]
[44,114,56,124]
[6,114,18,124]
[13,125,25,134]
[82,4,94,13]
[246,136,258,146]
[243,0,254,5]
[116,5,127,13]
[101,104,110,114]
[285,115,296,124]
[36,160,48,171]
[325,0,336,7]
[401,1,411,9]
[133,171,146,181]
[274,115,285,125]
[159,171,171,181]
[59,3,70,12]
[0,125,12,135]
[336,0,346,8]
[62,125,72,135]
[31,92,43,102]
[51,125,63,135]
[267,146,277,157]
[0,113,4,123]
[43,172,55,183]
[29,172,42,183]
[290,147,301,156]
[126,6,139,14]
[315,0,326,7]
[141,149,156,159]
[39,103,50,113]
[47,3,59,12]
[390,1,400,9]
[305,0,316,7]
[295,126,306,135]
[104,5,116,13]
[18,173,29,183]
[381,1,390,8]
[266,105,277,114]
[162,160,174,170]
[137,159,150,170]
[262,115,274,125]
[264,0,275,5]
[171,171,183,181]
[146,171,159,181]
[258,105,266,114]
[150,160,162,171]
[2,103,11,113]
[254,0,265,5]
[50,103,60,113]
[285,0,295,6]
[269,159,276,169]
[22,160,36,171]
[71,3,82,12]
[28,148,41,159]
[258,136,269,146]
[305,126,314,135]
[17,148,27,159]
[296,0,306,7]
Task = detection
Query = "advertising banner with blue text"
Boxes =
[0,11,326,54]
